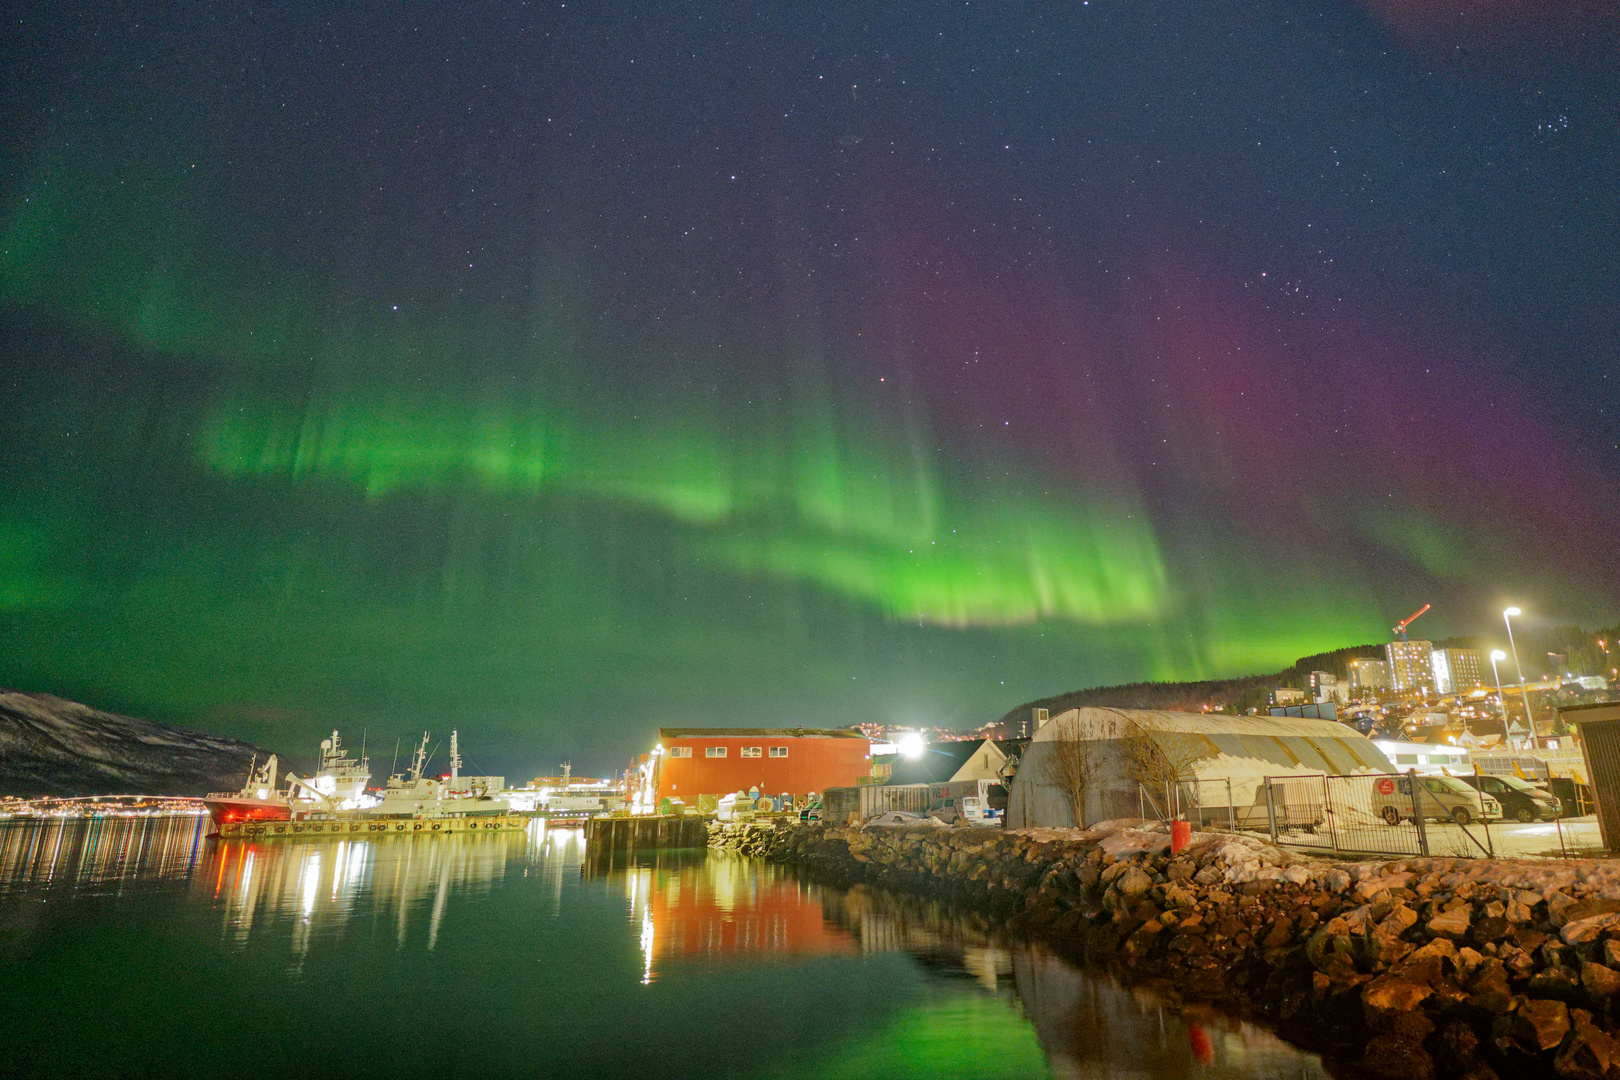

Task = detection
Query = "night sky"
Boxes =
[2,1,1617,776]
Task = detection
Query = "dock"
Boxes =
[583,814,710,858]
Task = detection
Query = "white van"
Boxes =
[958,796,1002,827]
[1372,774,1501,826]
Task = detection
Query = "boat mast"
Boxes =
[408,732,430,783]
[450,730,461,786]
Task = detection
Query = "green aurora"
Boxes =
[2,5,1613,772]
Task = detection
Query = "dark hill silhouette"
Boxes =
[996,643,1396,728]
[0,690,277,797]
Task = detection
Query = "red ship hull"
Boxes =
[202,796,292,832]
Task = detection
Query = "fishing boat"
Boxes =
[202,731,374,830]
[201,754,290,829]
[510,763,626,826]
[214,731,529,840]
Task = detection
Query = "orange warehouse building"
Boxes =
[655,728,871,803]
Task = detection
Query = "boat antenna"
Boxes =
[391,738,400,778]
[407,731,431,782]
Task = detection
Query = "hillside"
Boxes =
[0,690,275,797]
[997,643,1393,728]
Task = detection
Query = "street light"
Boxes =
[1503,607,1535,746]
[1489,649,1512,750]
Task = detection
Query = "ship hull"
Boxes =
[202,796,292,831]
[216,813,530,840]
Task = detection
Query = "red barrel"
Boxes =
[1170,819,1191,854]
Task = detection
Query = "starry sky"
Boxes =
[2,1,1617,776]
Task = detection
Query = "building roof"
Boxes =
[1563,702,1620,722]
[886,741,982,785]
[1031,707,1393,775]
[658,728,867,740]
[1007,706,1396,829]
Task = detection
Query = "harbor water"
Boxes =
[0,816,1333,1079]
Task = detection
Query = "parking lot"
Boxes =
[1415,814,1603,859]
[1273,814,1605,860]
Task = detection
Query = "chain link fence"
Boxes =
[1132,770,1600,859]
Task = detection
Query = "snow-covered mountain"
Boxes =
[0,690,276,797]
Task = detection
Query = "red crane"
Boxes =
[1392,603,1431,641]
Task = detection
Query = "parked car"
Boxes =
[799,796,823,824]
[1372,774,1502,826]
[1455,774,1561,823]
[866,810,931,826]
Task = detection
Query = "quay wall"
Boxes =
[713,820,1620,1080]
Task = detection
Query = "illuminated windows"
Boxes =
[769,746,788,758]
[705,746,727,758]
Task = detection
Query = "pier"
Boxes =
[584,814,710,859]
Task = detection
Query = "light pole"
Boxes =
[1490,649,1513,750]
[1503,607,1535,747]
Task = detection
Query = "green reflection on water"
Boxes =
[757,994,1052,1080]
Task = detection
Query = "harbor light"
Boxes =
[897,732,927,759]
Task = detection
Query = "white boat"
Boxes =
[203,731,371,831]
[215,731,528,839]
[523,763,625,823]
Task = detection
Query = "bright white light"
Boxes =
[1504,607,1521,617]
[897,733,926,759]
[1492,650,1507,661]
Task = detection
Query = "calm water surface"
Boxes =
[0,816,1331,1079]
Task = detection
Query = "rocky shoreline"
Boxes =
[712,819,1620,1080]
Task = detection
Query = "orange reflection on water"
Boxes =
[622,852,856,981]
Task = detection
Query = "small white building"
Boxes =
[1006,707,1395,829]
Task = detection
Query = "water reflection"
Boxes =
[608,854,1328,1079]
[818,887,1330,1080]
[0,819,1330,1080]
[609,850,857,983]
[0,815,206,893]
[194,820,577,952]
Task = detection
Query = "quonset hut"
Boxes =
[1006,707,1395,829]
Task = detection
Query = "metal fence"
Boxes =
[1133,770,1600,859]
[1262,772,1478,858]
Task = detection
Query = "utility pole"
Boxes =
[1504,608,1536,746]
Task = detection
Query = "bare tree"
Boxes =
[1039,715,1102,827]
[1120,717,1216,819]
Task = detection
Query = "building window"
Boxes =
[741,747,762,758]
[769,746,788,758]
[668,746,691,758]
[705,746,727,758]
